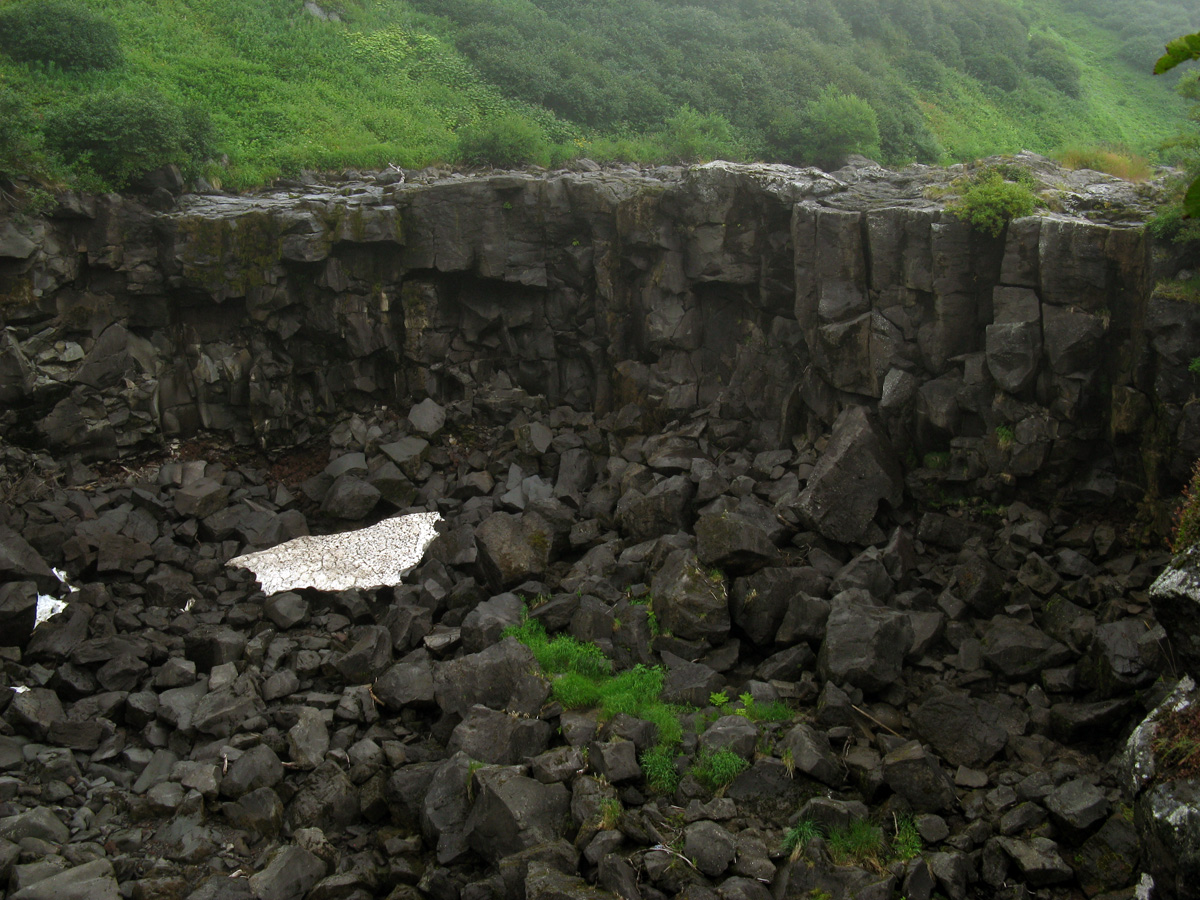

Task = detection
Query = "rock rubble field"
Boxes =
[0,390,1182,900]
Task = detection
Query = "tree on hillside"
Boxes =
[1156,32,1200,217]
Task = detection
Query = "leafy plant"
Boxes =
[732,692,793,723]
[506,615,682,747]
[597,797,623,829]
[0,0,122,72]
[784,87,881,168]
[0,83,42,178]
[923,451,951,471]
[1156,32,1200,219]
[947,171,1037,237]
[689,748,749,792]
[890,815,922,861]
[657,105,743,164]
[503,616,612,678]
[995,425,1015,448]
[709,691,730,708]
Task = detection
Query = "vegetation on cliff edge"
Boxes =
[0,0,1197,191]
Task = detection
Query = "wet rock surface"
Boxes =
[0,157,1195,900]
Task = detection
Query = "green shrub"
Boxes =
[782,819,821,859]
[455,112,550,167]
[0,0,121,72]
[947,172,1037,237]
[967,51,1021,92]
[1029,36,1081,98]
[657,105,742,164]
[505,617,612,678]
[43,89,214,187]
[0,84,41,177]
[792,87,881,169]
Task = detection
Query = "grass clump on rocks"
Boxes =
[503,615,683,746]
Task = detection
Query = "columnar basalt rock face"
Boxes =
[0,158,1188,510]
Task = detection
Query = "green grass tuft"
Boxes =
[689,748,749,792]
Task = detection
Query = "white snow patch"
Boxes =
[227,511,443,595]
[33,567,76,629]
[34,595,68,627]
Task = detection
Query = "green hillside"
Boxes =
[0,0,1197,192]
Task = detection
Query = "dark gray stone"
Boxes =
[616,475,695,543]
[449,705,554,765]
[818,592,913,693]
[882,741,957,814]
[475,511,555,590]
[695,512,777,574]
[320,475,381,519]
[781,723,841,787]
[248,845,328,900]
[8,859,119,900]
[221,744,284,799]
[795,406,904,544]
[433,638,549,718]
[374,656,436,710]
[466,767,571,863]
[995,836,1073,886]
[650,549,730,646]
[334,624,392,684]
[462,593,524,653]
[980,616,1072,681]
[684,820,736,877]
[911,686,1009,768]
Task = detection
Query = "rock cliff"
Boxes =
[1,157,1194,507]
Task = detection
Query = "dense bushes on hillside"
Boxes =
[0,0,1196,188]
[43,89,215,187]
[0,0,121,72]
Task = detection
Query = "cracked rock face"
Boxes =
[227,511,442,594]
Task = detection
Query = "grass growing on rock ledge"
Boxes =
[782,816,922,869]
[503,615,683,746]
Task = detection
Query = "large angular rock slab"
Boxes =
[649,549,730,646]
[912,686,1009,768]
[466,766,571,863]
[0,526,56,591]
[475,511,554,590]
[433,637,549,717]
[818,592,912,693]
[796,406,903,544]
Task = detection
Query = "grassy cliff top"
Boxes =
[0,0,1197,192]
